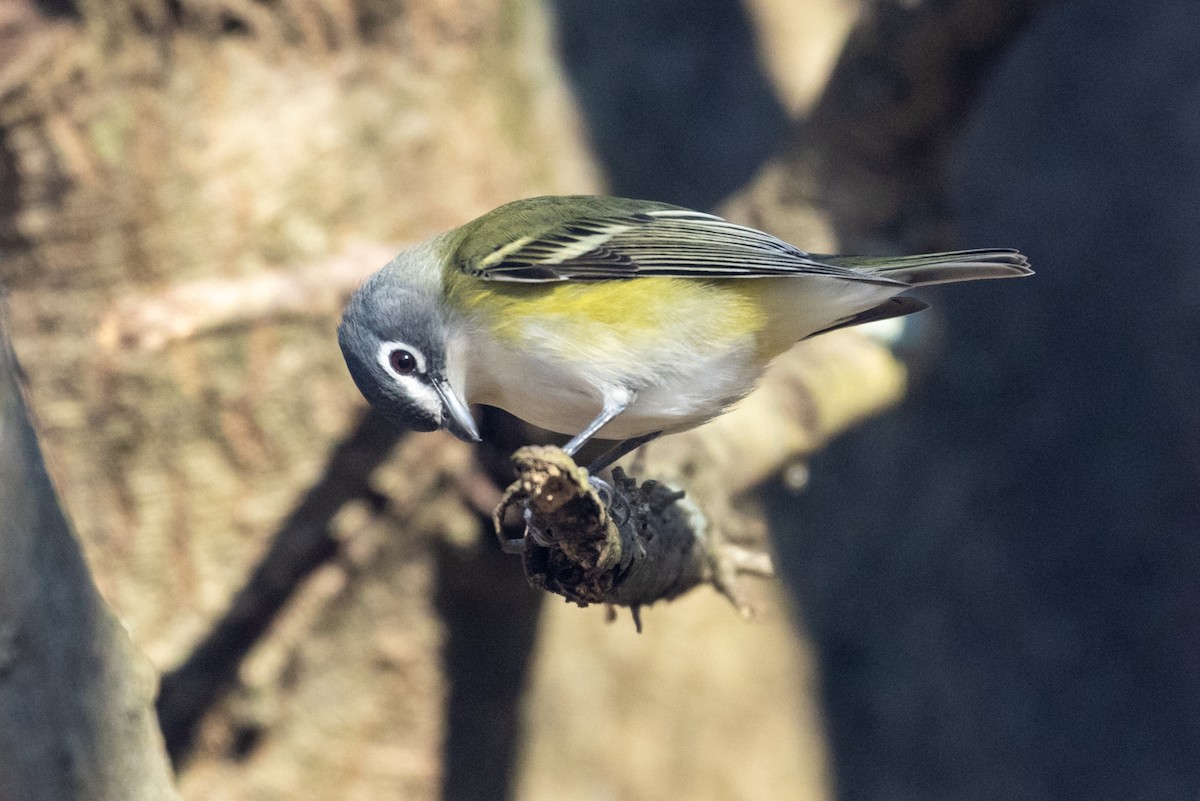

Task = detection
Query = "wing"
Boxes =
[454,202,906,287]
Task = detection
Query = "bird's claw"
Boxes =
[524,506,554,547]
[589,475,614,506]
[590,475,632,528]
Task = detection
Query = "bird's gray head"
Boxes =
[338,267,480,443]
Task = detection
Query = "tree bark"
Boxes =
[0,296,180,801]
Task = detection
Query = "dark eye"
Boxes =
[389,349,418,376]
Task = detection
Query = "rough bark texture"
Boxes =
[155,408,405,764]
[0,297,180,801]
[501,448,741,615]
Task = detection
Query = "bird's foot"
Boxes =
[523,505,554,548]
[589,474,632,529]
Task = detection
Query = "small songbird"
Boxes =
[338,195,1030,464]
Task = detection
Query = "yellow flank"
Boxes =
[444,270,800,366]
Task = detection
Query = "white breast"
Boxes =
[459,330,762,440]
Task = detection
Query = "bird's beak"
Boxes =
[433,377,481,444]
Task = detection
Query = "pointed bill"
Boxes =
[433,378,481,443]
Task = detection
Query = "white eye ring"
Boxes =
[375,340,442,419]
[377,341,427,378]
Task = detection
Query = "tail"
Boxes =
[799,248,1031,339]
[821,249,1032,286]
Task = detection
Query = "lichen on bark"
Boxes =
[495,445,772,627]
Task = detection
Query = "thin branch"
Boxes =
[96,241,399,352]
[497,447,738,628]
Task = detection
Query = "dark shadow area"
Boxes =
[772,1,1200,799]
[0,130,25,253]
[435,539,543,801]
[549,0,789,210]
[435,405,547,801]
[157,411,403,766]
[33,0,78,18]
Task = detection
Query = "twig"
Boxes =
[96,241,399,352]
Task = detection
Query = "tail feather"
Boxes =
[821,249,1032,287]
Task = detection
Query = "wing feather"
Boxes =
[459,209,906,287]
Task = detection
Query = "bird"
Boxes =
[338,195,1031,468]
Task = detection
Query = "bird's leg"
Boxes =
[559,389,651,530]
[586,431,662,474]
[561,387,635,456]
[583,432,661,532]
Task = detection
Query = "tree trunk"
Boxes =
[0,298,180,800]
